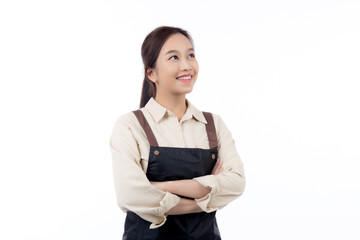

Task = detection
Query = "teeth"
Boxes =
[177,76,191,80]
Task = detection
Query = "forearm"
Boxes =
[165,197,202,215]
[165,179,211,199]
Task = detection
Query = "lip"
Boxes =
[176,74,192,83]
[176,74,192,78]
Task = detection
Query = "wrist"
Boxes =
[163,181,170,192]
[191,199,202,213]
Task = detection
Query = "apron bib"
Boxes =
[123,110,221,240]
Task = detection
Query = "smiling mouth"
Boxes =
[176,75,192,80]
[176,75,192,82]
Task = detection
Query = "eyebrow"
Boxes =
[164,48,194,55]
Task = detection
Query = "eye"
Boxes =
[169,55,179,60]
[189,53,195,58]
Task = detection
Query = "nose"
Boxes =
[180,58,192,71]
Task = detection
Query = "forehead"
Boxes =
[160,33,193,53]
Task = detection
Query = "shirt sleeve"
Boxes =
[193,113,246,212]
[109,113,181,229]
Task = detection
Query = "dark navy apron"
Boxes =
[123,109,221,240]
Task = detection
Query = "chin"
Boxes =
[174,89,193,95]
[183,87,194,94]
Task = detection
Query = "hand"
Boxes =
[211,158,223,175]
[150,181,168,192]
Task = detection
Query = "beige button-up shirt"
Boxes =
[109,97,245,229]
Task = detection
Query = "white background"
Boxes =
[1,0,359,239]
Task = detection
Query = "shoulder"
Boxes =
[204,112,231,136]
[202,111,221,127]
[111,110,139,130]
[110,110,145,145]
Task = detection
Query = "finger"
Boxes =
[215,159,222,174]
[218,161,223,173]
[215,160,223,175]
[211,160,219,174]
[212,159,220,174]
[211,159,219,174]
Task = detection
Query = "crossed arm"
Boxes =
[150,158,223,215]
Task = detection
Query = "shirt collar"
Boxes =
[144,97,208,124]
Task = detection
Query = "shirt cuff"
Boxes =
[149,191,181,229]
[193,175,218,213]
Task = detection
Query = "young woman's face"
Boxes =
[148,33,199,97]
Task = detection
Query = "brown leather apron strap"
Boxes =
[202,112,218,150]
[132,110,159,147]
[133,109,218,149]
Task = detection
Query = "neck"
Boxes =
[155,93,187,122]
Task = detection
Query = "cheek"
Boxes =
[156,63,174,79]
[158,67,177,84]
[192,60,199,70]
[164,65,178,78]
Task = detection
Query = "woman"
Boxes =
[109,26,245,240]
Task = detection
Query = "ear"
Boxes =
[146,68,157,83]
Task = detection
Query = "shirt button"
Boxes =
[154,150,160,155]
[211,154,216,159]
